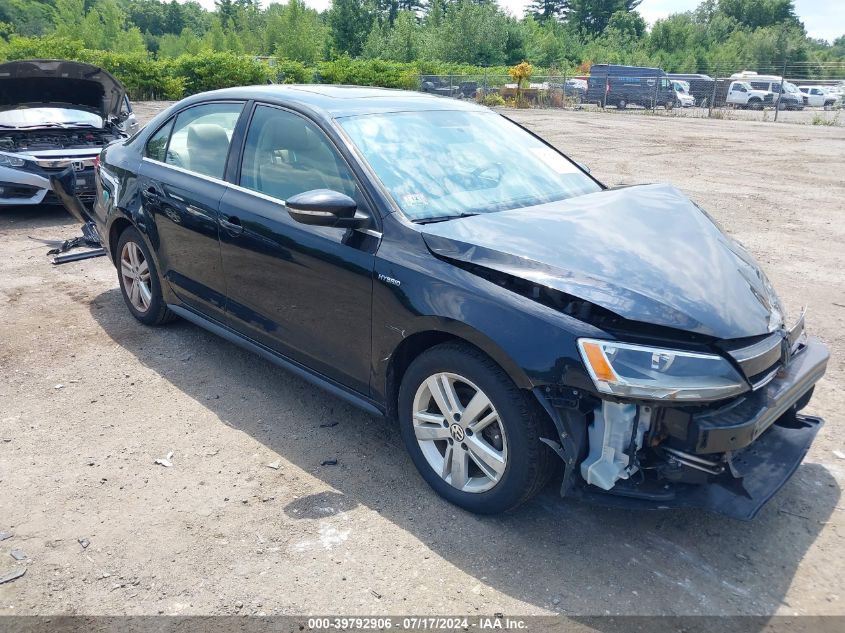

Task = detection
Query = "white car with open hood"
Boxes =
[0,59,138,207]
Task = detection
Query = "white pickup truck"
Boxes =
[726,81,774,109]
[799,85,841,108]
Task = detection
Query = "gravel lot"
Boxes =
[1,103,844,618]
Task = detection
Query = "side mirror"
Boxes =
[286,189,368,229]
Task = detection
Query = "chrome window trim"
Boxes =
[142,156,229,186]
[140,157,383,239]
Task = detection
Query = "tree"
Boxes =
[329,0,374,57]
[364,10,421,61]
[265,0,327,64]
[53,0,86,39]
[432,0,511,65]
[215,0,238,28]
[717,0,800,30]
[570,0,642,37]
[527,0,570,24]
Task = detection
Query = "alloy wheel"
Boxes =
[411,372,508,493]
[120,241,152,313]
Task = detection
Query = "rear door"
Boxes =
[216,103,378,395]
[139,101,245,321]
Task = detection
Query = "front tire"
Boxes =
[116,226,174,326]
[398,343,555,514]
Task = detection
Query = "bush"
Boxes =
[316,56,419,89]
[272,59,310,84]
[477,93,505,106]
[170,52,271,95]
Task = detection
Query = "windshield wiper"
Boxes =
[414,212,479,225]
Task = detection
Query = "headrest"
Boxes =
[187,123,229,150]
[259,118,314,152]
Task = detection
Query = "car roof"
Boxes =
[177,84,487,118]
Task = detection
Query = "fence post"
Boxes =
[708,78,718,118]
[773,57,787,122]
[653,77,658,112]
[562,67,567,109]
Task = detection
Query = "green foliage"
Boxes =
[478,92,506,106]
[0,0,843,99]
[265,0,328,64]
[317,56,420,89]
[170,51,270,94]
[571,0,643,37]
[328,0,374,58]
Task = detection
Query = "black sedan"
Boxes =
[55,85,828,519]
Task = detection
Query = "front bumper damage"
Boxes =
[0,156,97,206]
[538,336,829,520]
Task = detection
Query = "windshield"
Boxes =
[339,110,601,222]
[0,107,102,129]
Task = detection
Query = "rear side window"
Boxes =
[165,102,244,179]
[145,118,174,162]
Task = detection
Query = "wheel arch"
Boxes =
[383,324,533,423]
[108,216,134,265]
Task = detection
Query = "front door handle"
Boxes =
[219,215,244,235]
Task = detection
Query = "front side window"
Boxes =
[145,118,174,162]
[165,102,243,179]
[239,104,360,203]
[339,110,601,222]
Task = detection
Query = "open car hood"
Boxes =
[420,184,784,340]
[0,59,125,120]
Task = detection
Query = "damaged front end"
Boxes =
[536,317,828,521]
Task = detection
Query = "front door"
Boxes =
[139,101,244,321]
[218,104,377,395]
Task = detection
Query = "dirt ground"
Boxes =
[1,103,844,619]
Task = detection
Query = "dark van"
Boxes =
[587,64,676,109]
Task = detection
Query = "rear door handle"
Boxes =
[141,185,162,203]
[219,215,244,235]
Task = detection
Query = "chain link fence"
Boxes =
[418,72,845,126]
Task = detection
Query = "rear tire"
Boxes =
[116,226,174,326]
[398,343,556,514]
[617,99,627,109]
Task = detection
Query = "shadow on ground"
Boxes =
[87,284,839,620]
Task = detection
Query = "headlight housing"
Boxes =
[578,338,748,402]
[0,152,26,168]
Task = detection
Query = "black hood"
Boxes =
[421,184,784,340]
[0,59,125,120]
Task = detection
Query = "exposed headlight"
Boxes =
[0,152,26,168]
[577,338,748,401]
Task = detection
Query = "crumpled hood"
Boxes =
[420,184,783,340]
[0,59,125,120]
